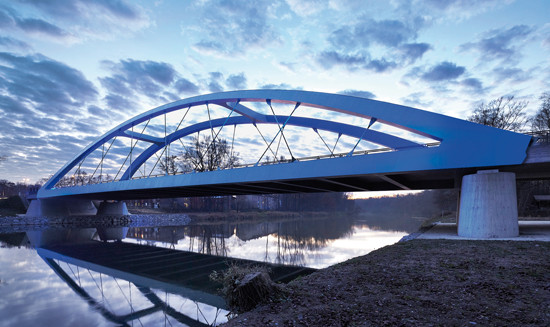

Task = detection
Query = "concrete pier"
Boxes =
[458,170,519,238]
[96,201,129,215]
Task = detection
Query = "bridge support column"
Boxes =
[96,201,129,215]
[458,170,519,238]
[26,199,97,216]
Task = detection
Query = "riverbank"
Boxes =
[222,239,550,326]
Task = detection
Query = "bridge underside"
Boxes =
[46,169,463,200]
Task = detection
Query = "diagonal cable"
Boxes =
[267,99,294,161]
[256,101,301,165]
[313,128,335,157]
[87,136,117,184]
[195,101,238,169]
[253,123,279,165]
[347,117,377,157]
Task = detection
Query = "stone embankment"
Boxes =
[0,214,191,233]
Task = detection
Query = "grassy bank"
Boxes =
[222,239,550,326]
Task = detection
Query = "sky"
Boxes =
[0,0,549,184]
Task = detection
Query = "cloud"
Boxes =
[226,73,247,90]
[103,93,136,111]
[205,71,224,93]
[99,60,248,109]
[460,77,484,93]
[208,81,224,93]
[338,90,376,99]
[0,52,98,116]
[174,78,200,95]
[319,16,429,72]
[317,51,368,69]
[0,6,73,41]
[328,16,430,49]
[277,61,297,73]
[24,0,143,21]
[0,94,32,114]
[420,0,503,11]
[0,53,103,182]
[416,0,510,21]
[0,1,150,43]
[316,50,398,73]
[100,59,178,104]
[328,18,420,49]
[285,0,328,16]
[366,59,398,72]
[355,19,419,47]
[401,92,433,108]
[260,83,301,90]
[398,43,431,63]
[16,17,68,38]
[420,61,465,82]
[0,36,31,50]
[461,25,534,61]
[492,67,532,83]
[184,0,280,57]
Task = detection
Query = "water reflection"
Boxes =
[126,214,407,268]
[26,228,231,326]
[0,213,413,326]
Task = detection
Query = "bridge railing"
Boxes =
[51,141,441,189]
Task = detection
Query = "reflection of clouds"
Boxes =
[0,247,105,327]
[0,246,229,326]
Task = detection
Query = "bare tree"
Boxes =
[468,96,529,132]
[531,92,550,132]
[158,155,181,175]
[180,135,239,172]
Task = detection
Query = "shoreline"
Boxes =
[222,238,550,326]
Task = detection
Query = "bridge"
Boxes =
[27,90,550,238]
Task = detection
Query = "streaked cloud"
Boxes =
[0,0,150,43]
[184,0,280,57]
[461,25,534,62]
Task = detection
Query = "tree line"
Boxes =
[468,92,550,132]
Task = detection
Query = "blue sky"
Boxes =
[0,0,549,183]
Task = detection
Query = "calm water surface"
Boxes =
[0,213,419,326]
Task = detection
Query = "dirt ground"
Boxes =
[222,239,550,326]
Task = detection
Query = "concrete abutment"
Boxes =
[458,170,519,238]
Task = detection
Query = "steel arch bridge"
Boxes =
[36,89,532,201]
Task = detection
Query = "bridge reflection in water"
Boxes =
[28,228,315,326]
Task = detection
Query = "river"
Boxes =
[0,212,427,326]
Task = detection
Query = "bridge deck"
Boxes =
[35,144,550,201]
